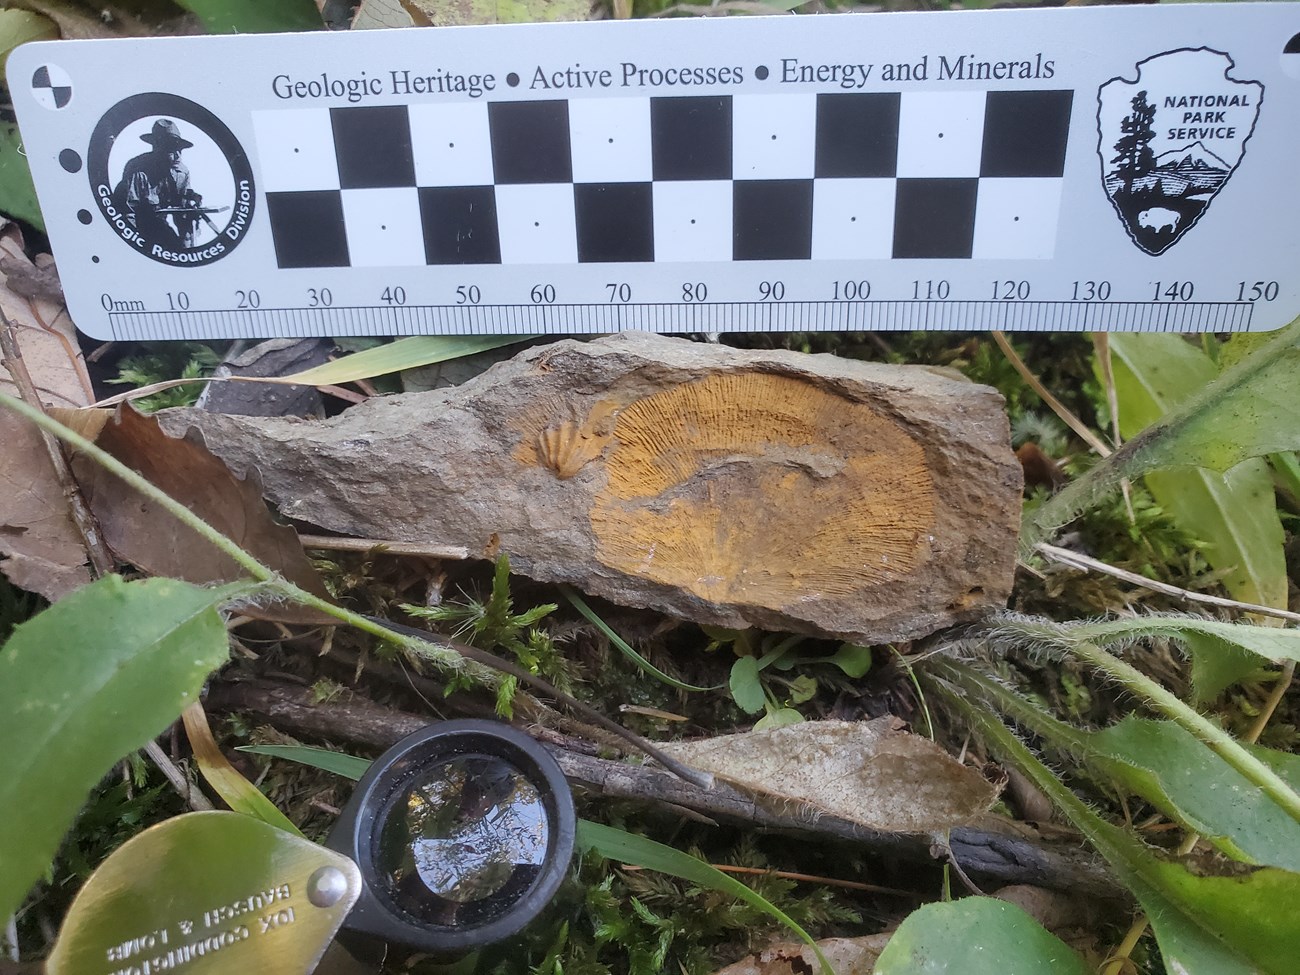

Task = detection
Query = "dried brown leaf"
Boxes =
[69,406,333,621]
[0,411,91,599]
[659,718,1001,833]
[712,935,891,975]
[0,231,91,410]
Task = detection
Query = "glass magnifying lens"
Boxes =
[326,720,576,956]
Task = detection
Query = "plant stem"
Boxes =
[0,390,482,681]
[1068,639,1300,826]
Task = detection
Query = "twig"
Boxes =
[0,316,115,576]
[297,534,469,560]
[207,677,1121,900]
[990,331,1112,457]
[1035,542,1300,624]
[143,740,213,812]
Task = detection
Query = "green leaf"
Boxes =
[1026,317,1300,549]
[1106,334,1286,620]
[753,706,803,731]
[827,643,872,678]
[238,744,370,780]
[787,674,818,704]
[170,0,323,33]
[1086,717,1300,872]
[0,123,44,230]
[284,335,535,386]
[575,820,832,975]
[561,586,718,692]
[1004,614,1300,702]
[874,897,1092,974]
[729,657,766,714]
[0,576,235,920]
[0,10,57,85]
[939,662,1300,874]
[950,685,1300,975]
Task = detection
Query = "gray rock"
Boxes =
[160,333,1021,642]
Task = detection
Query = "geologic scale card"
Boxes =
[8,3,1300,339]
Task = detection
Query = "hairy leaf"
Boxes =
[953,689,1300,974]
[874,897,1092,975]
[1103,334,1285,693]
[1026,317,1300,548]
[0,576,236,920]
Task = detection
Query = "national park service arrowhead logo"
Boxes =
[1097,48,1262,255]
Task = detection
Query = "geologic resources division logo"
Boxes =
[1097,48,1262,256]
[88,93,255,266]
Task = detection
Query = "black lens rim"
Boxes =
[326,720,575,954]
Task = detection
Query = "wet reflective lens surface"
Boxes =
[373,755,550,927]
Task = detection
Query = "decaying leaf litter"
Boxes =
[6,5,1300,975]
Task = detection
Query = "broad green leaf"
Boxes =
[0,576,236,920]
[729,657,766,714]
[941,661,1300,873]
[0,10,57,85]
[1086,717,1300,871]
[874,897,1092,975]
[170,0,323,33]
[953,689,1300,975]
[239,743,371,780]
[788,674,818,704]
[576,820,831,975]
[827,643,872,678]
[1106,334,1286,626]
[0,123,44,230]
[1026,317,1300,548]
[753,706,803,731]
[284,335,534,386]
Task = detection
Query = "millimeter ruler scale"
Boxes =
[9,3,1300,340]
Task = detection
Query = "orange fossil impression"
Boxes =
[583,371,937,610]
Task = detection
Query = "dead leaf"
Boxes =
[0,229,92,410]
[0,411,91,599]
[0,229,97,598]
[69,406,333,621]
[659,718,1001,833]
[712,935,891,975]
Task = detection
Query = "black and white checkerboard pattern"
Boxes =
[254,90,1072,268]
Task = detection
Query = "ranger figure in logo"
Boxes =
[111,118,204,248]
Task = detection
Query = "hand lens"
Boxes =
[326,720,576,957]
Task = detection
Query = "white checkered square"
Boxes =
[972,177,1063,259]
[252,109,340,192]
[653,181,732,262]
[896,91,986,178]
[570,98,652,183]
[409,103,495,186]
[340,187,425,266]
[495,184,578,264]
[811,178,895,260]
[733,94,817,180]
